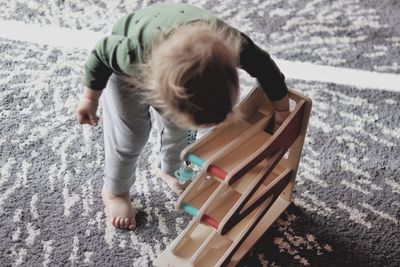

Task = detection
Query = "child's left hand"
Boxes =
[273,110,291,132]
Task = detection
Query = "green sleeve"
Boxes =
[83,35,141,90]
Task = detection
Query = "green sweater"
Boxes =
[84,3,288,101]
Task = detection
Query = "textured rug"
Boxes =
[0,0,399,266]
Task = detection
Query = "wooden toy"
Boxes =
[154,86,312,267]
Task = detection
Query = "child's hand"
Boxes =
[273,110,290,132]
[75,98,100,126]
[271,94,290,132]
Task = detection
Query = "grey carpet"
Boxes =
[0,0,399,266]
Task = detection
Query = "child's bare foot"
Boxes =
[156,169,184,196]
[101,187,136,230]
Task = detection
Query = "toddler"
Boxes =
[75,3,290,230]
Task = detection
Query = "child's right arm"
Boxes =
[77,35,140,126]
[84,36,141,90]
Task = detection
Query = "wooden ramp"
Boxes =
[154,87,312,267]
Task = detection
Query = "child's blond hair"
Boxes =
[136,20,242,128]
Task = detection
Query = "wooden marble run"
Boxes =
[154,87,312,267]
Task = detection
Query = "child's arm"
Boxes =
[84,35,141,91]
[78,35,140,126]
[239,32,288,102]
[238,32,290,129]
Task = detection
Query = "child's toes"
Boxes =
[111,217,117,227]
[128,219,136,230]
[122,218,128,228]
[116,217,123,228]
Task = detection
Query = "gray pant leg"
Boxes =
[102,75,151,194]
[153,111,189,176]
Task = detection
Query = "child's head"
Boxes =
[140,21,241,128]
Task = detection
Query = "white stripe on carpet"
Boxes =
[1,19,399,92]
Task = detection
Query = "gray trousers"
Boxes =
[102,75,188,194]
